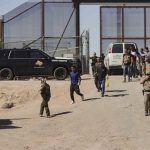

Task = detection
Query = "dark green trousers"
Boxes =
[40,100,50,116]
[144,92,150,114]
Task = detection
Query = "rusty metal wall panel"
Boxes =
[0,18,4,48]
[0,19,2,39]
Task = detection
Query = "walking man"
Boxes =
[70,66,84,104]
[40,78,51,117]
[122,49,133,82]
[95,59,108,97]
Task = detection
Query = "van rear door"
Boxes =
[109,43,123,67]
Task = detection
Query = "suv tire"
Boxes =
[54,67,67,80]
[0,68,14,80]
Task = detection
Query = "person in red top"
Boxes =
[130,46,138,78]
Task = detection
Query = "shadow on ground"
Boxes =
[106,90,127,93]
[0,119,22,129]
[11,118,31,121]
[81,78,92,81]
[51,111,72,118]
[83,98,100,101]
[105,94,129,97]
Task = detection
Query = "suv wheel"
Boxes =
[0,68,14,80]
[54,67,67,80]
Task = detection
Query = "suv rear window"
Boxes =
[112,44,123,53]
[29,51,45,59]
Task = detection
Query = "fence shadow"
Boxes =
[11,118,31,121]
[106,90,127,93]
[81,78,91,81]
[105,94,129,97]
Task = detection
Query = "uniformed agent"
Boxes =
[40,78,51,117]
[140,57,150,116]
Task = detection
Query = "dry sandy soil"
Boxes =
[0,75,150,150]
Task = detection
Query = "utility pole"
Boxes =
[41,0,45,51]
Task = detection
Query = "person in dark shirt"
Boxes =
[122,49,133,82]
[90,52,98,75]
[70,66,84,104]
[95,59,108,97]
[99,53,105,62]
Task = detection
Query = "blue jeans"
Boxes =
[97,79,105,96]
[123,64,131,79]
[131,63,137,78]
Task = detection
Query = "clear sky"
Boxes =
[80,5,100,56]
[0,0,100,56]
[0,0,28,15]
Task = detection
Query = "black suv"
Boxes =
[0,48,82,80]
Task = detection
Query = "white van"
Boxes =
[104,42,138,71]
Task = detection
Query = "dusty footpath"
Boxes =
[0,75,150,150]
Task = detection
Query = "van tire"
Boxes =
[54,67,67,80]
[0,68,14,80]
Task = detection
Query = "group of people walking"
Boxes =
[89,48,150,117]
[39,48,150,117]
[123,46,150,82]
[122,46,150,116]
[39,65,84,117]
[40,52,109,117]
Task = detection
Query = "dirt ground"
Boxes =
[0,75,150,150]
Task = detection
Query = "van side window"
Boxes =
[112,44,123,53]
[125,44,135,50]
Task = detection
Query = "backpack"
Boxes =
[123,54,131,64]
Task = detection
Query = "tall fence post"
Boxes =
[85,30,90,74]
[0,16,4,48]
[75,2,80,58]
[79,36,84,74]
